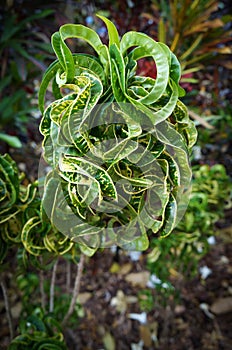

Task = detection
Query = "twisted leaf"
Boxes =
[39,15,197,253]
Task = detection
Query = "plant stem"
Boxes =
[66,260,71,293]
[1,280,14,340]
[49,258,59,313]
[62,254,85,326]
[39,268,46,311]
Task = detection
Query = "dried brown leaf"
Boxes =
[139,324,152,347]
[210,297,232,315]
[184,19,224,35]
[125,271,150,287]
[78,292,92,304]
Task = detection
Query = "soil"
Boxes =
[62,238,232,350]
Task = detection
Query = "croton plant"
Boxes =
[0,153,74,264]
[38,15,197,256]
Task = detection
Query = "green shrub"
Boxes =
[38,15,197,256]
[147,163,232,282]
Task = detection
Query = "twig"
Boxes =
[49,258,59,313]
[159,305,174,346]
[189,110,215,129]
[1,280,14,340]
[66,260,71,293]
[62,254,85,326]
[39,268,46,311]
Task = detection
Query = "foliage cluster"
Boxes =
[38,15,197,256]
[8,308,68,350]
[0,154,76,265]
[0,153,81,347]
[148,163,232,284]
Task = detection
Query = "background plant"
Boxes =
[147,163,232,290]
[143,0,232,76]
[0,4,57,147]
[0,153,84,346]
[8,308,68,350]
